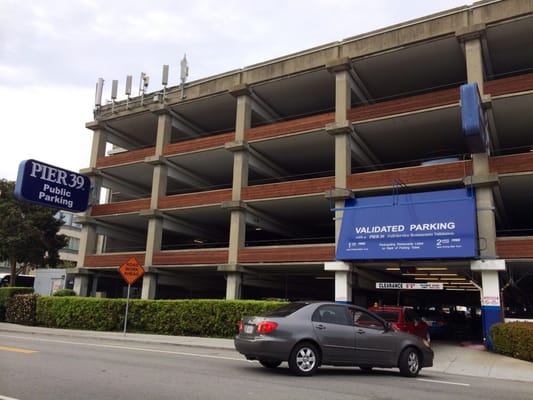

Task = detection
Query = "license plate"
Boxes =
[244,325,254,334]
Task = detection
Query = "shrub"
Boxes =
[0,287,34,321]
[6,293,39,326]
[35,297,286,337]
[491,322,533,362]
[52,289,77,297]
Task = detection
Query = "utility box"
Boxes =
[34,269,67,295]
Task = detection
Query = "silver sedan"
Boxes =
[234,301,434,377]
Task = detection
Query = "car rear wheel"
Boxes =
[259,360,282,369]
[399,347,421,377]
[289,342,319,376]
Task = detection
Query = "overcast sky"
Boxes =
[0,0,471,181]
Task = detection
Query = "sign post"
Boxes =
[118,257,145,335]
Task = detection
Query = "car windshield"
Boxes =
[373,311,400,322]
[263,302,308,317]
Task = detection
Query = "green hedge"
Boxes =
[35,297,286,337]
[0,287,34,321]
[490,322,533,362]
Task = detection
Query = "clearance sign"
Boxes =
[376,282,444,290]
[336,188,477,260]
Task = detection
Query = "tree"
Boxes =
[0,179,67,286]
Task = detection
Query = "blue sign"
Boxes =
[14,159,91,212]
[461,83,489,153]
[336,188,477,260]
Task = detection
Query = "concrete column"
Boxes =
[325,261,352,303]
[325,59,354,301]
[221,86,253,299]
[141,273,157,299]
[226,271,242,300]
[472,154,497,257]
[73,271,90,297]
[141,113,172,299]
[457,24,486,93]
[461,26,504,348]
[87,125,108,168]
[465,38,485,93]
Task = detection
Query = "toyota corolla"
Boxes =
[234,301,433,377]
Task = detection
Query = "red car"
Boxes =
[368,306,430,342]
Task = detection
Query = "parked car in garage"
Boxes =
[368,305,431,342]
[419,309,450,338]
[234,301,433,377]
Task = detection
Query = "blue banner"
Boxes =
[336,188,477,260]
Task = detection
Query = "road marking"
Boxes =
[0,395,22,400]
[0,346,37,354]
[0,334,241,361]
[417,378,470,387]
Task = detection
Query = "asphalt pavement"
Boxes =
[1,322,532,383]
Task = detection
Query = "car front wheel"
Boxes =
[399,347,421,377]
[289,342,319,376]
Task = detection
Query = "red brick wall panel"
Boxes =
[96,148,155,168]
[348,88,460,122]
[163,133,235,156]
[153,250,229,265]
[242,177,334,200]
[158,189,232,209]
[245,113,335,141]
[496,238,533,258]
[485,73,533,96]
[489,153,533,174]
[238,245,335,263]
[84,253,146,268]
[91,199,151,216]
[347,161,472,190]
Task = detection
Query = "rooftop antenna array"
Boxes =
[93,55,189,116]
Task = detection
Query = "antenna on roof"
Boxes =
[111,79,118,113]
[94,77,104,118]
[139,72,149,105]
[125,75,132,109]
[180,54,189,100]
[94,78,104,107]
[162,64,169,101]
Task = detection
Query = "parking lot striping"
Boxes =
[0,395,22,400]
[0,346,38,354]
[417,378,470,387]
[0,334,242,362]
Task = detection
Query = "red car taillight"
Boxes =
[238,320,244,331]
[256,321,278,334]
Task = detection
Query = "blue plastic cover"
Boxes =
[461,83,489,153]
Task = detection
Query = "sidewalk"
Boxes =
[1,322,532,383]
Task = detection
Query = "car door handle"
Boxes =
[356,329,366,334]
[316,324,327,330]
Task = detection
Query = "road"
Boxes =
[1,331,532,400]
